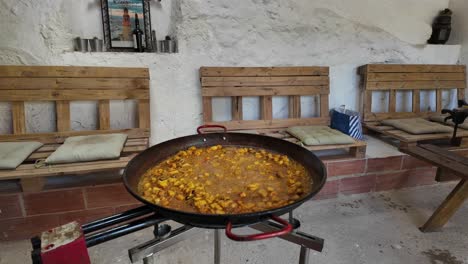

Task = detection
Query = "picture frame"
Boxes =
[101,0,153,52]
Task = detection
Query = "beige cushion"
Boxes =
[286,126,356,146]
[429,115,468,130]
[0,142,43,169]
[45,134,128,164]
[381,118,452,134]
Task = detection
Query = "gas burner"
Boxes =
[31,206,324,264]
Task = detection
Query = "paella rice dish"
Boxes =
[138,145,312,214]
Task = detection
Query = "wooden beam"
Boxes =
[201,76,329,87]
[412,90,420,113]
[420,179,468,232]
[99,100,111,130]
[364,64,466,73]
[201,86,329,97]
[208,118,329,130]
[56,101,70,131]
[138,99,150,129]
[0,66,149,78]
[0,89,149,101]
[288,95,301,118]
[202,97,213,122]
[436,89,443,113]
[0,78,149,90]
[20,177,46,192]
[231,96,243,121]
[365,81,466,90]
[367,72,465,82]
[260,96,272,120]
[0,128,149,143]
[320,94,329,118]
[200,66,329,77]
[12,101,26,134]
[388,90,396,113]
[458,88,465,100]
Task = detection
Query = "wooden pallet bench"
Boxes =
[200,66,366,158]
[358,64,468,148]
[0,65,151,192]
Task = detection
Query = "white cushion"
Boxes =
[45,134,128,164]
[0,142,43,169]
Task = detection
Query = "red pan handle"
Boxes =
[197,125,227,134]
[225,216,293,241]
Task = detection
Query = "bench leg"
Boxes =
[349,145,366,159]
[20,178,45,193]
[399,141,417,150]
[420,179,468,232]
[435,168,460,182]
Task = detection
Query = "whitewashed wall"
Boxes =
[449,0,468,78]
[0,0,462,144]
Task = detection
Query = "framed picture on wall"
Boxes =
[101,0,153,52]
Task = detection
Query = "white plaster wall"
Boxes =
[0,0,461,144]
[449,0,468,93]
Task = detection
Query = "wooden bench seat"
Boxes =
[0,66,151,192]
[200,66,366,159]
[358,64,467,148]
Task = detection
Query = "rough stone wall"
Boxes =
[0,0,461,144]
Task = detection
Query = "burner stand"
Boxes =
[130,212,323,264]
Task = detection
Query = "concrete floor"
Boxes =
[1,184,467,264]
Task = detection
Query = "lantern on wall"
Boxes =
[427,9,452,44]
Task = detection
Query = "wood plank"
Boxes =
[363,90,372,116]
[231,96,243,121]
[209,118,329,130]
[0,78,149,90]
[201,86,329,97]
[56,101,70,131]
[99,100,110,130]
[0,89,149,101]
[388,90,396,113]
[0,66,149,78]
[366,81,466,90]
[200,67,329,77]
[20,177,45,192]
[320,94,329,118]
[364,64,466,73]
[403,146,468,178]
[28,144,148,160]
[420,179,468,232]
[363,111,436,122]
[458,88,465,100]
[288,95,301,118]
[138,99,150,129]
[420,144,468,168]
[202,97,213,122]
[0,128,149,143]
[201,76,329,87]
[367,72,465,82]
[260,96,272,120]
[0,154,137,180]
[412,90,420,113]
[436,89,443,113]
[12,101,26,134]
[383,128,468,143]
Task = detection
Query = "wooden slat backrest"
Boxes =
[0,65,151,143]
[200,66,330,130]
[358,64,466,122]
